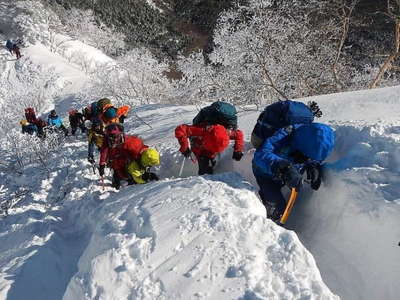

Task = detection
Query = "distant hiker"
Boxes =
[87,120,104,164]
[252,122,335,222]
[5,39,21,59]
[24,107,46,138]
[47,109,68,136]
[99,123,160,189]
[175,123,244,175]
[20,120,37,135]
[68,109,86,135]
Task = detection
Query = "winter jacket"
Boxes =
[175,124,244,159]
[99,135,148,178]
[69,112,85,127]
[126,161,147,184]
[47,115,64,128]
[252,123,335,179]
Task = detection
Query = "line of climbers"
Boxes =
[19,98,334,223]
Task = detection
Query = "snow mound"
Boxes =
[63,173,337,300]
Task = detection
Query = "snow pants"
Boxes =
[197,156,216,175]
[255,175,286,220]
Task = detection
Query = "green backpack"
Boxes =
[193,101,238,129]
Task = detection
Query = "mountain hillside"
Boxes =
[1,2,400,300]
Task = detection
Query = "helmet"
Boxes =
[140,148,160,167]
[105,123,124,147]
[20,120,28,126]
[50,109,57,116]
[104,107,117,120]
[203,125,229,154]
[97,98,111,110]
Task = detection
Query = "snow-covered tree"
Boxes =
[77,48,174,107]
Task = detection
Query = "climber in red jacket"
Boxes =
[175,124,244,175]
[99,123,159,189]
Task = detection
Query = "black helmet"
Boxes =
[105,123,125,147]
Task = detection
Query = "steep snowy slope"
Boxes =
[1,9,400,299]
[0,43,338,299]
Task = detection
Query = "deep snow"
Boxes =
[1,12,400,300]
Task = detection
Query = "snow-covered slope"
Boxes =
[0,40,338,299]
[1,8,400,299]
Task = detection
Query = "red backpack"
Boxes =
[24,107,37,123]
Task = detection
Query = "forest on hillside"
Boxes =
[11,0,400,105]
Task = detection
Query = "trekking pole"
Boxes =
[92,163,96,174]
[178,156,186,177]
[279,188,298,225]
[100,176,105,191]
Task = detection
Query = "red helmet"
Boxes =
[203,125,229,153]
[105,123,124,147]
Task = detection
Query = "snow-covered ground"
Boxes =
[1,8,400,299]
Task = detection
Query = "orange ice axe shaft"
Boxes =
[280,188,298,224]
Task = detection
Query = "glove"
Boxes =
[88,155,95,164]
[306,163,322,190]
[232,151,243,161]
[275,160,302,190]
[182,149,192,158]
[119,115,126,123]
[142,172,159,182]
[99,165,105,177]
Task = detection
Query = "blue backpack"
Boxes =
[193,101,238,129]
[251,100,321,148]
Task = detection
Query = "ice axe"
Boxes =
[279,188,298,225]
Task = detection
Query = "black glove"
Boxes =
[182,149,192,158]
[232,151,243,161]
[99,165,105,177]
[88,155,95,164]
[306,163,322,190]
[275,160,302,190]
[142,172,159,182]
[119,115,126,123]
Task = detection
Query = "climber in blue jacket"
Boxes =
[252,123,335,221]
[47,109,68,136]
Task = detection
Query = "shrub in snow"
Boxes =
[3,130,65,174]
